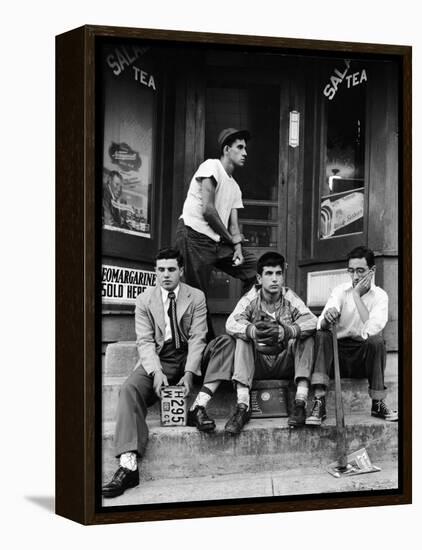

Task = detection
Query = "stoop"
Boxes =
[101,341,399,505]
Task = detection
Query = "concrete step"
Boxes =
[102,413,398,483]
[102,365,398,422]
[104,341,138,377]
[104,341,398,379]
[102,376,398,422]
[102,460,398,507]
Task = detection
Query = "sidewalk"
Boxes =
[102,461,398,507]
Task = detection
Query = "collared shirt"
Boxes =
[317,281,388,340]
[161,285,181,342]
[180,158,244,242]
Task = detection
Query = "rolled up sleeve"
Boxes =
[360,292,389,339]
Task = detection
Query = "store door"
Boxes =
[204,79,289,315]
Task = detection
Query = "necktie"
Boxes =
[167,291,182,349]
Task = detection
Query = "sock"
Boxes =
[314,385,326,399]
[237,386,250,409]
[295,380,309,403]
[120,451,137,471]
[190,385,213,410]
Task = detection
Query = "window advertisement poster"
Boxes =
[320,60,366,239]
[101,44,157,238]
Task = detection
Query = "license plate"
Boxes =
[160,386,187,426]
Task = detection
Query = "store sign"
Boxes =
[102,264,156,304]
[323,59,367,100]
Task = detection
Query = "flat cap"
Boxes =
[217,128,251,149]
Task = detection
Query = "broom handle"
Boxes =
[332,324,347,469]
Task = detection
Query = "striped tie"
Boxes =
[167,291,181,349]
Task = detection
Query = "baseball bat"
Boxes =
[332,324,348,470]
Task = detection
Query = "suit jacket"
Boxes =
[134,282,208,376]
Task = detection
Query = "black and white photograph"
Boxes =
[97,33,404,509]
[5,0,421,544]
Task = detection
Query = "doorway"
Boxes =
[204,80,287,314]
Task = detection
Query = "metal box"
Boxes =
[250,379,289,418]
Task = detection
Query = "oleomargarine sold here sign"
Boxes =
[101,264,156,304]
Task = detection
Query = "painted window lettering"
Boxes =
[106,45,149,75]
[323,59,367,100]
[133,66,156,90]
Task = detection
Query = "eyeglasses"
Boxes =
[347,268,369,275]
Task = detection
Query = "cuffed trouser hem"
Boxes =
[203,374,232,384]
[232,373,253,388]
[311,373,330,387]
[294,369,312,385]
[369,387,387,400]
[115,441,140,459]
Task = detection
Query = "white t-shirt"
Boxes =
[180,158,244,242]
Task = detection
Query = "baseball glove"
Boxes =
[254,320,285,355]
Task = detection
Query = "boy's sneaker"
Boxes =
[305,396,327,426]
[371,399,398,422]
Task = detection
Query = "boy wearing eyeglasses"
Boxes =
[306,246,398,425]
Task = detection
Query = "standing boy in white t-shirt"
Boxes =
[175,128,257,338]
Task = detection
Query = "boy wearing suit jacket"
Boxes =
[102,247,208,498]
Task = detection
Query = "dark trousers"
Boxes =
[114,342,187,458]
[311,330,387,400]
[203,334,314,389]
[175,219,257,339]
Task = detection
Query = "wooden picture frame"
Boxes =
[56,25,411,525]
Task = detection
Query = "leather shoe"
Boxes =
[187,405,216,432]
[102,466,139,498]
[288,400,306,427]
[224,403,251,435]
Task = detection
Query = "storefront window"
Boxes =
[101,43,157,238]
[320,61,366,239]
